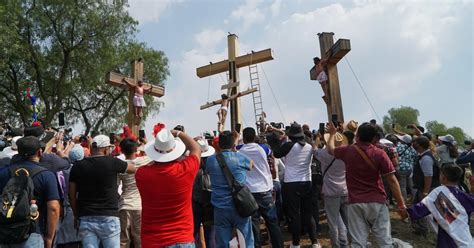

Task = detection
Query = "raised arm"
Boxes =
[171,129,201,161]
[122,78,134,88]
[326,122,337,155]
[146,84,154,93]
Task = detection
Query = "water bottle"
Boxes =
[30,200,38,219]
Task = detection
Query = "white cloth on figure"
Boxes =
[316,70,328,84]
[421,185,473,247]
[133,95,146,107]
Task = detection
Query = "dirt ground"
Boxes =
[260,208,474,248]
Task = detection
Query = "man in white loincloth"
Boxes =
[217,94,229,133]
[122,79,153,118]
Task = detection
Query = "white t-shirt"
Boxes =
[118,156,151,210]
[238,143,273,193]
[314,149,347,197]
[282,143,313,182]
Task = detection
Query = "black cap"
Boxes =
[17,136,41,157]
[288,123,304,138]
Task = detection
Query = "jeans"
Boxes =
[282,181,317,245]
[214,207,254,248]
[397,170,412,201]
[273,181,284,223]
[0,233,44,248]
[166,243,195,248]
[79,216,120,248]
[251,190,283,248]
[324,196,349,248]
[346,203,393,248]
[192,200,215,248]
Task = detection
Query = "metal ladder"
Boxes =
[249,64,265,135]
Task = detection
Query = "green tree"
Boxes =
[0,0,169,133]
[425,120,448,136]
[382,106,420,133]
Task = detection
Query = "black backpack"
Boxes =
[0,166,46,244]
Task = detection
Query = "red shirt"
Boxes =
[334,143,395,204]
[136,155,199,247]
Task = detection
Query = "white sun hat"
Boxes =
[395,134,412,144]
[439,134,456,145]
[145,127,185,163]
[197,139,215,158]
[2,136,22,158]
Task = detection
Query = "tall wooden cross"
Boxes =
[310,32,351,123]
[106,59,165,135]
[196,33,273,131]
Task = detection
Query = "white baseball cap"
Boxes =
[92,135,114,148]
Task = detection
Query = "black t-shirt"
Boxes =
[69,156,127,217]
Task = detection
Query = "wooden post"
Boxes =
[196,33,274,132]
[227,34,242,131]
[317,32,348,123]
[106,60,165,135]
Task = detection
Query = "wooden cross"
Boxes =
[310,32,351,123]
[106,59,165,135]
[196,33,273,130]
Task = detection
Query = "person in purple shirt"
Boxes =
[408,164,474,247]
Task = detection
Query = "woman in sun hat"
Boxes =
[192,137,216,248]
[437,134,458,166]
[136,123,201,247]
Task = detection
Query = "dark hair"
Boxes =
[385,134,398,144]
[17,136,41,158]
[120,138,138,156]
[356,123,378,143]
[221,94,229,100]
[422,132,432,141]
[441,164,463,183]
[417,126,425,133]
[242,127,256,143]
[370,119,377,125]
[174,125,185,132]
[442,141,459,158]
[414,136,430,150]
[343,131,355,145]
[219,131,234,149]
[313,57,321,65]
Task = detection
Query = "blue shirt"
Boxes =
[0,160,60,234]
[206,151,251,209]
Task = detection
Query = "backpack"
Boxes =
[0,165,46,244]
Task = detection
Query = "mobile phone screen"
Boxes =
[235,123,242,133]
[139,130,146,139]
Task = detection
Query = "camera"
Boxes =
[63,128,73,142]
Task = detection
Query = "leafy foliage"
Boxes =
[0,0,169,134]
[382,106,420,133]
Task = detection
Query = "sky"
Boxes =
[125,0,473,138]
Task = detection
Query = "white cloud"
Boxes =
[144,1,472,136]
[270,0,282,17]
[231,0,265,30]
[127,0,178,24]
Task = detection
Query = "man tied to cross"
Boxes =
[313,57,329,104]
[217,94,229,133]
[121,78,153,118]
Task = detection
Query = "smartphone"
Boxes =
[392,123,396,129]
[58,113,65,127]
[319,123,325,135]
[331,114,338,126]
[139,130,146,139]
[285,126,290,131]
[109,132,115,144]
[235,123,242,133]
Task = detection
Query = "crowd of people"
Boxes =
[0,117,473,248]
